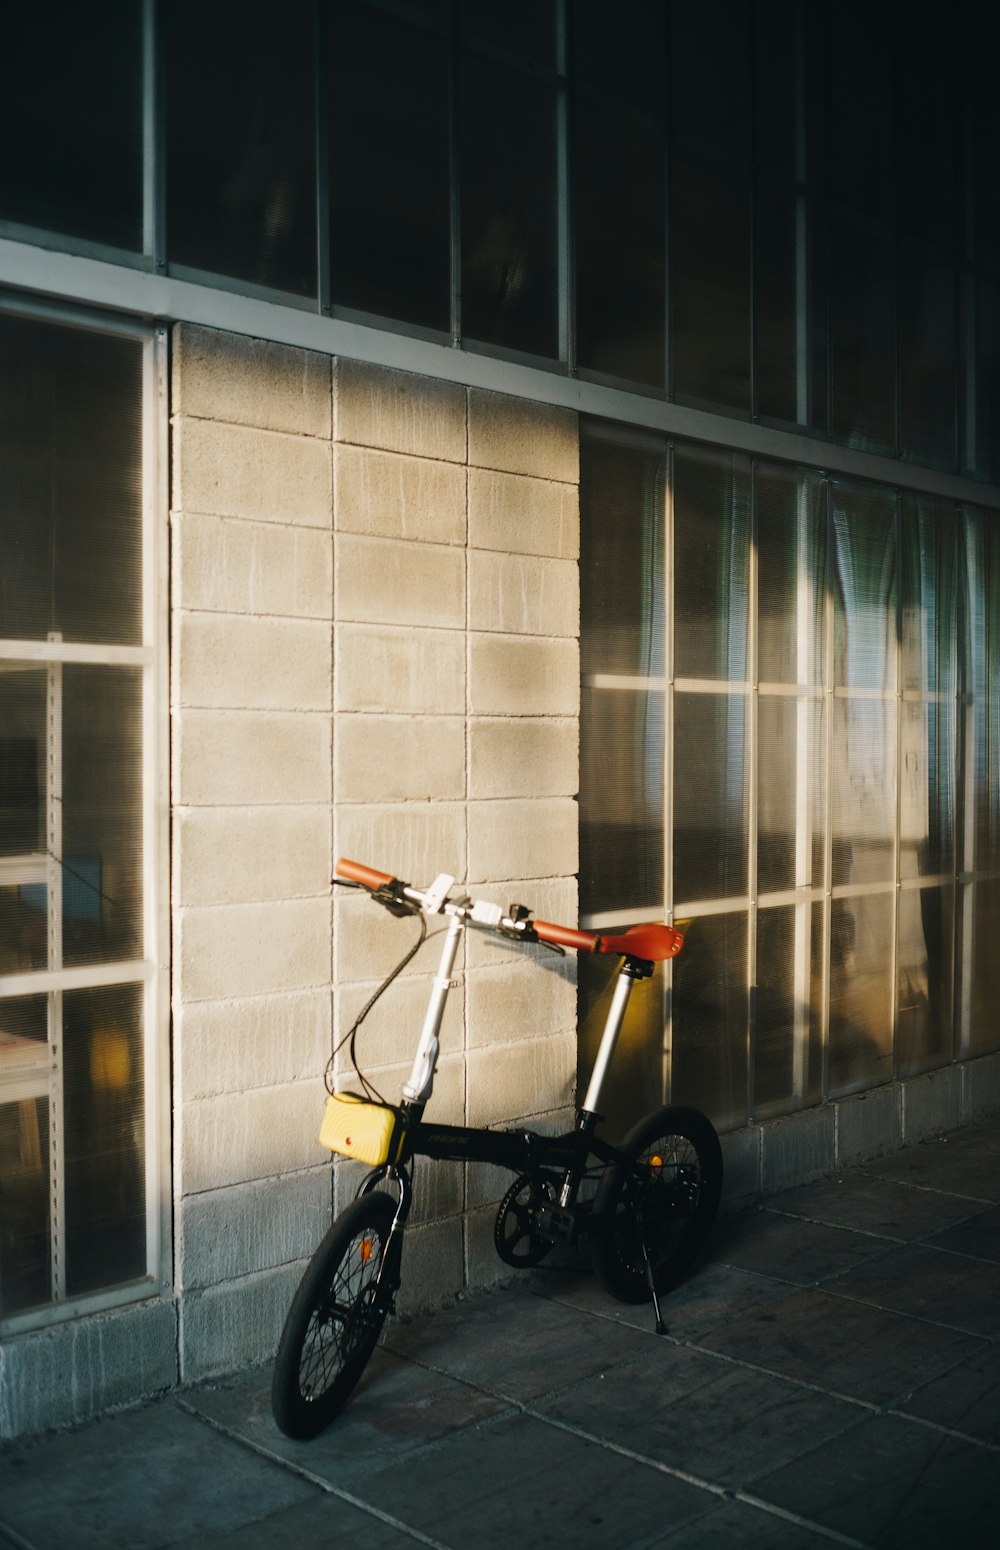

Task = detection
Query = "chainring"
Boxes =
[493,1172,562,1268]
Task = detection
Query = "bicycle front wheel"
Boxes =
[272,1190,398,1439]
[590,1106,722,1305]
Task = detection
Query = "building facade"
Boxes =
[1,0,998,1436]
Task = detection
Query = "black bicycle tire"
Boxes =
[589,1105,722,1304]
[271,1190,398,1439]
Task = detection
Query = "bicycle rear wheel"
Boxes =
[590,1106,722,1304]
[272,1190,398,1439]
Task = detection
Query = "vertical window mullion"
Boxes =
[664,440,676,1102]
[747,462,760,1121]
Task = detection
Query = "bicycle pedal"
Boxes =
[536,1204,576,1244]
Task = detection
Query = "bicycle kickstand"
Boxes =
[641,1239,668,1336]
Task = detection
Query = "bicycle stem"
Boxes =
[401,911,464,1102]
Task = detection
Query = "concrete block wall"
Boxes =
[170,330,582,1373]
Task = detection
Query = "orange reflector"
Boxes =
[650,1155,663,1169]
[359,1238,374,1263]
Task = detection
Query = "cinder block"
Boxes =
[174,805,331,906]
[464,876,579,969]
[172,512,332,620]
[180,1078,327,1194]
[173,710,331,807]
[172,323,332,438]
[175,613,331,712]
[336,971,465,1068]
[394,1217,466,1316]
[469,633,579,716]
[336,802,467,887]
[469,468,579,559]
[335,358,467,464]
[467,797,579,882]
[333,1155,464,1227]
[468,389,578,483]
[469,550,578,638]
[467,1033,576,1129]
[0,1300,178,1439]
[760,1104,836,1195]
[179,1262,303,1382]
[465,1205,519,1293]
[335,884,450,984]
[336,714,465,803]
[719,1125,762,1208]
[336,533,466,629]
[901,1064,963,1142]
[467,958,576,1050]
[179,1169,332,1290]
[176,897,330,1003]
[962,1050,1000,1122]
[175,989,331,1101]
[836,1084,902,1168]
[173,417,332,527]
[335,444,466,545]
[336,624,465,715]
[470,717,578,799]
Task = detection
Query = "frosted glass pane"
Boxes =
[963,879,1000,1056]
[959,514,1000,873]
[674,693,748,905]
[754,902,824,1116]
[580,435,665,678]
[757,466,826,686]
[578,957,664,1143]
[580,687,664,916]
[673,447,751,682]
[901,497,958,696]
[831,698,895,888]
[0,995,50,1316]
[63,981,145,1296]
[671,911,748,1130]
[0,670,46,860]
[900,701,955,881]
[899,241,957,470]
[757,697,826,896]
[897,884,954,1077]
[829,893,894,1094]
[831,483,896,691]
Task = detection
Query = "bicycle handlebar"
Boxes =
[335,859,684,961]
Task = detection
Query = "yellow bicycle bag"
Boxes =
[319,1092,401,1166]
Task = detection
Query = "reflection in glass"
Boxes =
[0,996,49,1316]
[0,671,45,859]
[758,697,825,896]
[831,483,896,691]
[900,701,954,881]
[672,911,748,1130]
[757,465,825,686]
[831,698,895,889]
[0,315,143,646]
[901,497,957,696]
[829,892,894,1094]
[674,447,751,682]
[580,434,665,678]
[580,688,663,917]
[63,982,145,1296]
[754,903,824,1116]
[62,669,143,968]
[578,957,664,1142]
[897,884,953,1077]
[964,879,1000,1056]
[674,693,748,905]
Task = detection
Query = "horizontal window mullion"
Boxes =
[0,960,151,1000]
[0,640,152,667]
[584,673,667,692]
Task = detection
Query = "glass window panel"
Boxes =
[757,465,826,687]
[901,496,958,697]
[63,981,145,1297]
[575,101,665,388]
[958,512,1000,875]
[329,3,450,331]
[753,0,797,183]
[671,154,751,411]
[674,692,749,905]
[670,0,752,161]
[574,0,667,118]
[460,54,559,358]
[673,447,751,682]
[578,957,664,1143]
[167,0,316,297]
[0,994,49,1315]
[899,241,957,470]
[460,0,556,69]
[754,902,824,1117]
[0,314,143,646]
[896,11,959,243]
[62,668,143,969]
[963,879,1000,1057]
[0,2,142,251]
[897,884,954,1078]
[829,213,896,453]
[831,484,896,692]
[579,434,665,679]
[580,687,663,917]
[975,278,1000,484]
[900,701,955,882]
[0,670,46,861]
[671,910,748,1130]
[757,697,826,897]
[755,184,800,425]
[827,1,893,218]
[828,892,894,1095]
[831,698,895,889]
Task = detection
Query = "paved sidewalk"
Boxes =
[2,1123,999,1550]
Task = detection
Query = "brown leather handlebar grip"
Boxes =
[534,919,600,952]
[336,857,396,891]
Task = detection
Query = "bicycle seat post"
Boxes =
[579,956,652,1118]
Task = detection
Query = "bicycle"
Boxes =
[271,858,723,1440]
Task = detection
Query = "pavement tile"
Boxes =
[895,1344,1000,1444]
[826,1242,1000,1337]
[766,1174,986,1241]
[921,1202,1000,1262]
[752,1411,1000,1549]
[383,1284,658,1401]
[184,1347,512,1484]
[0,1401,317,1550]
[707,1206,897,1284]
[695,1286,986,1406]
[649,1498,853,1548]
[353,1409,718,1550]
[168,1493,419,1550]
[862,1127,1000,1202]
[539,1261,792,1342]
[533,1342,866,1489]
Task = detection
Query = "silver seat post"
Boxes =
[401,911,463,1103]
[580,964,637,1116]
